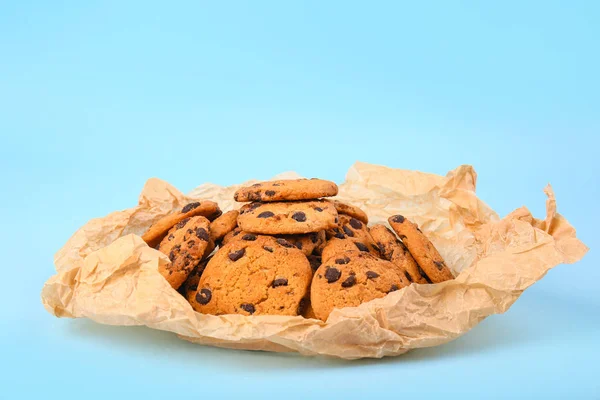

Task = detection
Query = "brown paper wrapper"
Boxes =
[41,162,588,359]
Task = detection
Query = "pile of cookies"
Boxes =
[141,178,454,321]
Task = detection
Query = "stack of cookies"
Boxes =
[142,178,454,321]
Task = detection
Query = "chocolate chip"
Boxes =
[257,211,275,218]
[314,207,323,212]
[308,255,321,271]
[434,260,446,270]
[366,271,379,279]
[391,215,405,223]
[273,183,281,186]
[354,242,368,252]
[334,217,339,224]
[263,246,274,252]
[389,284,399,293]
[265,190,276,196]
[228,248,246,261]
[182,202,201,213]
[167,234,175,241]
[309,232,318,243]
[294,241,303,250]
[246,192,262,202]
[240,303,255,314]
[292,212,306,222]
[232,229,241,237]
[189,284,198,291]
[242,203,262,214]
[276,238,294,248]
[176,218,190,229]
[272,278,288,288]
[417,266,432,283]
[335,257,350,265]
[187,240,195,247]
[341,275,356,288]
[196,288,212,305]
[195,227,209,241]
[251,183,262,187]
[169,251,176,262]
[334,231,345,239]
[342,226,355,237]
[325,267,341,283]
[242,233,257,241]
[404,271,413,282]
[297,298,308,315]
[372,243,382,253]
[349,218,362,229]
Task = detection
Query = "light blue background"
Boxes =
[1,1,599,399]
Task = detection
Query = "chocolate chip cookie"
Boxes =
[157,216,212,289]
[190,235,313,316]
[388,215,454,283]
[331,200,369,224]
[237,200,338,235]
[369,224,429,284]
[142,200,220,248]
[234,178,338,202]
[209,210,239,242]
[311,252,409,321]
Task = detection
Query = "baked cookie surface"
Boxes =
[237,200,338,235]
[388,215,454,283]
[142,200,220,248]
[191,235,313,316]
[311,252,409,321]
[234,178,338,202]
[157,215,211,289]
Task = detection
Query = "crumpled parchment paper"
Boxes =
[41,162,588,359]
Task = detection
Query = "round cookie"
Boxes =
[388,215,454,283]
[209,210,239,242]
[191,235,313,316]
[311,251,409,321]
[331,200,368,224]
[157,216,211,289]
[237,200,338,235]
[142,200,220,248]
[369,224,429,284]
[321,237,379,262]
[234,178,338,203]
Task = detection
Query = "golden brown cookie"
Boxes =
[190,235,313,316]
[234,178,338,202]
[209,210,239,242]
[311,251,409,321]
[388,215,454,283]
[321,237,379,262]
[369,224,429,284]
[142,200,220,248]
[157,216,211,289]
[237,200,338,235]
[331,200,368,224]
